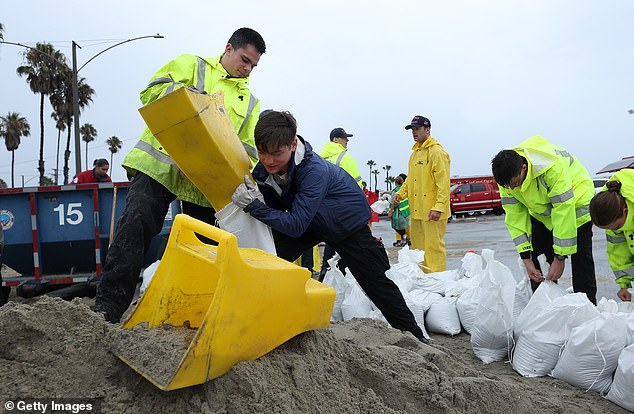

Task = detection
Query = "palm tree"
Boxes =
[16,42,66,186]
[386,175,395,190]
[49,70,94,184]
[51,112,66,185]
[366,160,376,185]
[80,123,97,168]
[382,165,392,190]
[0,22,5,41]
[106,135,123,167]
[372,169,380,191]
[0,112,31,187]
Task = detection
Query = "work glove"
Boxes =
[232,175,263,208]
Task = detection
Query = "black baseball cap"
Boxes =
[330,127,353,140]
[404,115,431,130]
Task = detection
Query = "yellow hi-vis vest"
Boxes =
[602,169,634,289]
[319,141,363,187]
[499,135,594,256]
[122,53,260,207]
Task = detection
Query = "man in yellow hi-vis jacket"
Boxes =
[492,135,597,304]
[393,116,451,273]
[95,28,266,323]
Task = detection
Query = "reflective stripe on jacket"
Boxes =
[396,136,451,220]
[319,141,363,187]
[122,53,260,207]
[499,135,594,256]
[602,169,634,288]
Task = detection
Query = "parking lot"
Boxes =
[374,214,619,302]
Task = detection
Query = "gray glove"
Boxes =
[232,175,263,208]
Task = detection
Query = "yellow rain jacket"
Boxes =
[123,53,260,207]
[499,136,594,256]
[602,169,634,289]
[319,141,363,187]
[396,136,450,220]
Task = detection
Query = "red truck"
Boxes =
[450,176,503,217]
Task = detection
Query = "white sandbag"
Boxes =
[470,249,516,364]
[385,262,424,293]
[397,245,425,265]
[512,292,599,377]
[409,269,460,296]
[139,259,161,295]
[606,344,634,411]
[408,289,443,312]
[597,297,619,314]
[403,292,430,340]
[370,199,390,214]
[513,257,532,324]
[215,202,276,254]
[341,281,373,320]
[323,263,350,322]
[456,287,479,334]
[514,280,567,338]
[552,313,627,394]
[425,296,461,335]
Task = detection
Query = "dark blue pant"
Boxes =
[273,225,426,342]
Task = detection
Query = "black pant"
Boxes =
[95,173,216,322]
[529,217,597,304]
[273,225,426,342]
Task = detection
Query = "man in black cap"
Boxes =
[393,115,451,273]
[316,127,364,278]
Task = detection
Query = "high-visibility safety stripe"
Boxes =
[550,189,573,204]
[554,236,576,248]
[607,234,627,244]
[134,141,180,168]
[147,77,174,89]
[238,93,259,160]
[537,204,552,217]
[353,175,363,182]
[196,57,206,92]
[335,152,346,166]
[502,197,519,205]
[538,175,549,192]
[513,234,529,246]
[555,149,574,165]
[614,268,634,277]
[576,205,589,218]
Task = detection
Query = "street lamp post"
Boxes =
[1,35,164,175]
[71,34,163,173]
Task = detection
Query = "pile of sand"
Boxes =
[0,297,627,413]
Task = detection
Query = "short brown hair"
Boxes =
[254,111,297,153]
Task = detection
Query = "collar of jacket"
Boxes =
[200,53,251,86]
[411,136,438,150]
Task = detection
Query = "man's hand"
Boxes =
[545,256,565,281]
[428,210,441,221]
[392,194,401,207]
[522,258,543,283]
[232,175,262,208]
[617,288,632,302]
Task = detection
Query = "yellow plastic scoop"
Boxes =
[138,87,252,210]
[117,214,335,391]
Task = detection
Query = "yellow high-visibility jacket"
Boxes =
[123,53,260,207]
[499,136,594,256]
[396,136,450,220]
[602,169,634,289]
[319,141,363,187]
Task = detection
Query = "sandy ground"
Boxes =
[0,280,629,413]
[0,215,629,413]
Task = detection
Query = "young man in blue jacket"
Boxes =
[232,110,428,343]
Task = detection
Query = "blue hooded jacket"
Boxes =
[245,137,371,242]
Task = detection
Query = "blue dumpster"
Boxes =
[0,182,179,288]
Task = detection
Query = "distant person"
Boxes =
[232,110,428,343]
[318,127,363,279]
[73,159,112,183]
[389,173,410,247]
[94,28,266,323]
[492,135,597,304]
[589,169,634,302]
[393,115,450,273]
[363,181,380,227]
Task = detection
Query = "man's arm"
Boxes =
[245,166,328,238]
[429,147,451,219]
[544,160,578,257]
[140,54,199,105]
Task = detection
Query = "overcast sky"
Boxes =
[1,0,633,187]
